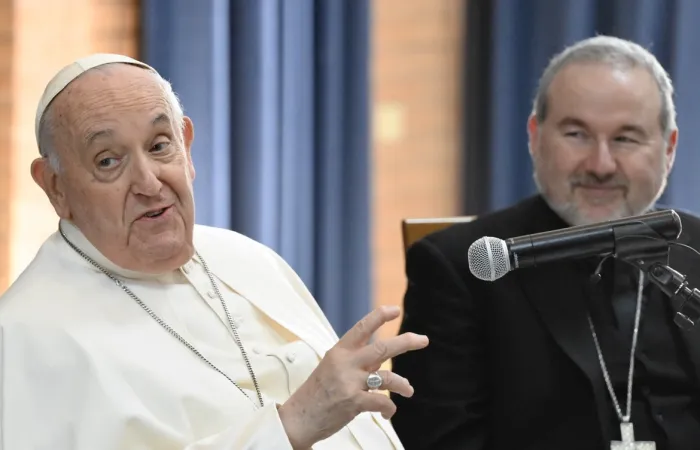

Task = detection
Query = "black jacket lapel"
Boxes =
[509,197,612,438]
[515,259,611,438]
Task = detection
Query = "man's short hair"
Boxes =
[532,35,676,139]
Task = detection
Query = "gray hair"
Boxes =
[532,35,676,140]
[37,65,185,172]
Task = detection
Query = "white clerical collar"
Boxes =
[58,219,189,282]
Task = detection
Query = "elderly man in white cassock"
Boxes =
[0,54,428,449]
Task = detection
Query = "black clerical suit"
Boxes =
[391,195,700,450]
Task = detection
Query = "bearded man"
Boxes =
[390,35,700,450]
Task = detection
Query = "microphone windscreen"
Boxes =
[468,237,511,281]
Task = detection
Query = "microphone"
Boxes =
[468,209,682,282]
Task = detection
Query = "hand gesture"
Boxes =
[278,305,429,449]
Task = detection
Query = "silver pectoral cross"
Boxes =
[611,423,655,450]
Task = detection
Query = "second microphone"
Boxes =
[467,209,682,282]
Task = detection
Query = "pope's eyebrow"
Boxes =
[152,113,170,127]
[83,113,172,147]
[84,129,114,147]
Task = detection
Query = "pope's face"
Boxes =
[33,64,197,273]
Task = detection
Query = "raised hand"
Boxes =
[278,305,429,449]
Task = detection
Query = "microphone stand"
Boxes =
[611,222,700,331]
[646,264,700,331]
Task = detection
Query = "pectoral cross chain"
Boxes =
[611,423,655,450]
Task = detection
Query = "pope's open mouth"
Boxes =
[139,206,171,220]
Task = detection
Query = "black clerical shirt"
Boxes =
[586,257,700,450]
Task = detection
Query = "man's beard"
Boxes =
[532,166,668,227]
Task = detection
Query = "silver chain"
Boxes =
[58,225,265,409]
[587,266,645,423]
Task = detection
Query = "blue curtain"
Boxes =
[464,0,700,215]
[141,0,371,334]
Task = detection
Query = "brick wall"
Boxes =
[0,0,11,292]
[4,0,139,288]
[372,0,466,341]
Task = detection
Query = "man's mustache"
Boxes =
[570,173,628,189]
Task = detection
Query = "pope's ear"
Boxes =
[31,157,71,219]
[183,116,195,180]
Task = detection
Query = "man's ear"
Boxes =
[182,116,196,180]
[31,157,71,219]
[527,113,540,157]
[665,128,678,174]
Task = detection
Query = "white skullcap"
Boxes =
[34,53,156,145]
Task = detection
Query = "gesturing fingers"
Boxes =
[363,370,414,398]
[357,390,398,420]
[353,370,414,420]
[338,305,402,348]
[356,332,429,368]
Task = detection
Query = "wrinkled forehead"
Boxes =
[59,64,165,111]
[35,54,156,144]
[51,65,174,146]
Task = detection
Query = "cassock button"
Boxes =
[182,262,192,274]
[252,347,261,355]
[207,290,217,298]
[286,352,296,363]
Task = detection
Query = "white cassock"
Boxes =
[0,220,403,449]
